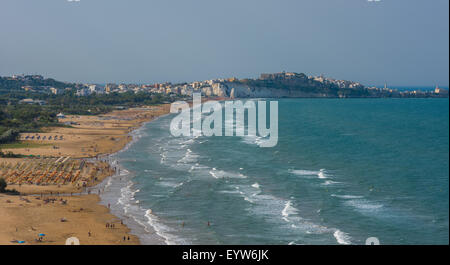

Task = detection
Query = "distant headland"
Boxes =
[1,72,448,99]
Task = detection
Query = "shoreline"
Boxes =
[95,114,170,245]
[94,97,227,245]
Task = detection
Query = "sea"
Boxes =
[99,98,449,245]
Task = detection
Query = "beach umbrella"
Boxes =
[38,233,45,237]
[18,241,25,244]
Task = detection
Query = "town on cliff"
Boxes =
[1,72,448,101]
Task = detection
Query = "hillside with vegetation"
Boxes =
[0,75,175,145]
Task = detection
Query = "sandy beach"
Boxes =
[0,104,170,245]
[0,193,139,245]
[4,105,170,158]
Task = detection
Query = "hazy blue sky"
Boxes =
[0,0,448,86]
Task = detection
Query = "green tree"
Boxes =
[0,178,6,193]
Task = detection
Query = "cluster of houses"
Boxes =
[72,72,367,98]
[364,83,449,96]
[8,74,44,82]
[310,75,364,89]
[74,79,230,98]
[9,72,448,99]
[21,85,69,95]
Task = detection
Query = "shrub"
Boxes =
[0,178,6,193]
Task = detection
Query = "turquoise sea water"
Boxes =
[101,98,449,245]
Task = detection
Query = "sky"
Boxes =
[0,0,448,86]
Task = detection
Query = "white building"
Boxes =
[50,87,63,95]
[76,88,90,96]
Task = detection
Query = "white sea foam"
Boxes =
[119,168,130,175]
[236,188,351,244]
[344,199,384,213]
[158,181,181,188]
[289,168,330,179]
[217,190,241,195]
[231,184,332,238]
[181,138,195,145]
[175,182,184,188]
[281,201,298,222]
[115,178,186,245]
[333,230,352,245]
[290,168,341,188]
[321,180,340,186]
[281,201,297,218]
[289,169,320,176]
[209,169,222,179]
[209,168,248,179]
[177,149,199,164]
[188,164,209,173]
[117,182,138,207]
[318,169,327,179]
[144,209,186,245]
[331,194,364,199]
[251,183,260,189]
[103,175,114,191]
[241,135,265,146]
[244,196,254,203]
